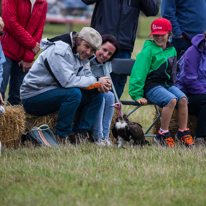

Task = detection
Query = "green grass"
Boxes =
[1,144,206,206]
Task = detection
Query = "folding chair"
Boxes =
[110,58,161,137]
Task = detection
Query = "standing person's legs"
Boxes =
[187,94,206,138]
[8,61,28,105]
[102,91,115,138]
[0,56,13,100]
[91,97,105,140]
[110,49,132,98]
[171,37,192,60]
[23,88,82,137]
[73,90,103,134]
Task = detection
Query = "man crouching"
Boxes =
[20,27,112,144]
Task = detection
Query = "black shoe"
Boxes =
[69,132,90,144]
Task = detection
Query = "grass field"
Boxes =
[1,144,206,206]
[2,17,206,206]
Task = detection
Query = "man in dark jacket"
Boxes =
[82,0,159,98]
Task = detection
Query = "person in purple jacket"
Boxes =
[176,31,206,145]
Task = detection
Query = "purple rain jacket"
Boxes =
[175,34,206,94]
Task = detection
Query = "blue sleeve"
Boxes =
[161,0,182,38]
[0,44,6,87]
[140,0,159,17]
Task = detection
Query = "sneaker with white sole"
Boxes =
[95,139,106,146]
[175,128,194,148]
[103,138,113,147]
[154,130,175,147]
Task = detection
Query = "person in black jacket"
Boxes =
[82,0,159,98]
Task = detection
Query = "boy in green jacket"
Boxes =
[129,18,194,148]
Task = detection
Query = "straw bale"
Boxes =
[0,105,25,148]
[152,107,197,138]
[25,111,58,134]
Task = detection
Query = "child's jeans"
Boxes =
[145,85,187,108]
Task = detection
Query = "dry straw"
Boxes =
[152,107,197,138]
[0,105,25,148]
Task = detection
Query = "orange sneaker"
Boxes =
[154,130,175,147]
[175,128,195,148]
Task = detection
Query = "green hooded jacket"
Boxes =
[129,40,177,101]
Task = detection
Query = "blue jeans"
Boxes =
[145,85,187,108]
[22,88,103,137]
[110,49,132,99]
[172,37,192,60]
[187,94,206,137]
[91,91,115,139]
[0,56,28,105]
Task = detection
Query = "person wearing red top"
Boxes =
[0,0,47,105]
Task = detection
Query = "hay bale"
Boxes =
[152,107,197,138]
[0,103,119,148]
[25,111,58,134]
[0,105,25,148]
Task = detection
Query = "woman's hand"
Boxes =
[136,98,147,105]
[18,60,32,72]
[32,42,40,55]
[98,77,112,93]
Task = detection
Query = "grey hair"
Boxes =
[72,32,83,46]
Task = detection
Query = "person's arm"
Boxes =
[181,48,206,94]
[23,4,47,63]
[81,0,100,5]
[161,0,182,38]
[46,49,101,88]
[2,0,36,50]
[129,50,151,101]
[140,0,159,16]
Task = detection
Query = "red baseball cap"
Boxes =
[148,18,172,36]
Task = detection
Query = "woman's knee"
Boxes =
[104,91,115,103]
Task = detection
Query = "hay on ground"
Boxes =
[0,105,25,148]
[152,107,197,138]
[25,111,58,134]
